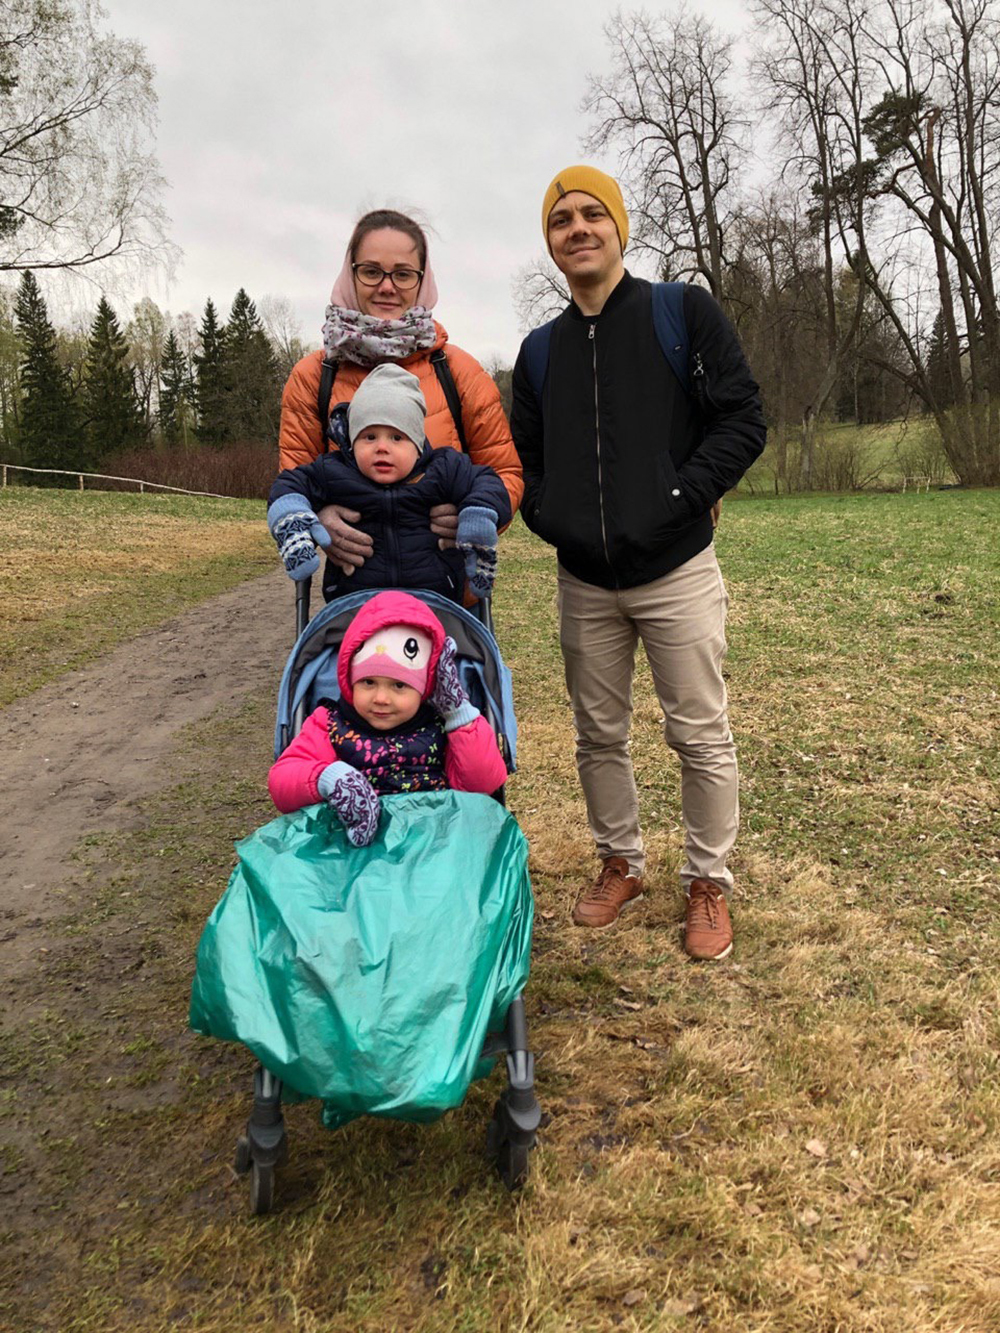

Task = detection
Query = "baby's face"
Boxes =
[353,425,419,484]
[352,675,422,730]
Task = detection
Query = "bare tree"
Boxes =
[726,192,832,487]
[583,8,749,297]
[511,257,569,335]
[173,309,199,364]
[482,353,513,418]
[753,0,870,484]
[126,295,167,428]
[259,294,310,380]
[858,0,1000,483]
[0,0,176,276]
[758,0,1000,485]
[0,284,21,453]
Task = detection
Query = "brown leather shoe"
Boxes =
[572,856,644,928]
[684,879,733,960]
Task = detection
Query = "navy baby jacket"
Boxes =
[269,434,512,603]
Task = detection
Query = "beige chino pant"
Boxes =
[557,544,738,894]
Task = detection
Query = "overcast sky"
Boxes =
[100,0,751,366]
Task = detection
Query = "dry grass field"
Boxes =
[2,487,999,1331]
[0,487,274,705]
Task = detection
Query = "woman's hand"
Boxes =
[317,504,374,576]
[429,502,459,550]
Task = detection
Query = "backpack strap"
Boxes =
[651,282,691,395]
[524,287,689,407]
[524,318,557,403]
[430,347,468,453]
[319,351,469,454]
[317,357,336,452]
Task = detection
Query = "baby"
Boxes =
[267,364,512,603]
[268,590,507,845]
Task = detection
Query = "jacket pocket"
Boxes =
[657,450,682,504]
[529,477,564,544]
[655,452,691,528]
[526,476,548,527]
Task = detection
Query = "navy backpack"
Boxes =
[522,281,693,402]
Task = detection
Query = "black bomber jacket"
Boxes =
[509,272,767,590]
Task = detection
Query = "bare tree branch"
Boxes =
[582,9,749,296]
[511,257,570,335]
[0,0,178,279]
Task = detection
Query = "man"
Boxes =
[510,165,766,960]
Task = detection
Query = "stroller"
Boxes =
[190,582,541,1215]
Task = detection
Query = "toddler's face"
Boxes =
[352,675,422,730]
[353,425,419,484]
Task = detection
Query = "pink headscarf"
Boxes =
[329,245,439,312]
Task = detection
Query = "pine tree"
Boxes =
[220,288,281,442]
[193,298,229,445]
[159,329,194,445]
[925,308,956,410]
[82,297,145,460]
[14,271,83,474]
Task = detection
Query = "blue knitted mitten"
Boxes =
[456,505,498,599]
[267,494,332,582]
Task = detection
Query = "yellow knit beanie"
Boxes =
[542,165,629,254]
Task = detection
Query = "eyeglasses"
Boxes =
[352,262,424,292]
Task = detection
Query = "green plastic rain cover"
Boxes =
[189,790,532,1128]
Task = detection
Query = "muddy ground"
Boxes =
[0,569,305,1328]
[0,569,290,976]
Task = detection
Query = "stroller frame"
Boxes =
[234,580,541,1214]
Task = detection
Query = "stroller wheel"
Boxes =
[497,1139,530,1192]
[249,1160,275,1215]
[234,1135,251,1176]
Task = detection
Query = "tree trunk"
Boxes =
[800,408,817,488]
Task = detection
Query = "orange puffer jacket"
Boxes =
[278,321,524,518]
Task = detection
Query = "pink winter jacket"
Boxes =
[268,592,507,813]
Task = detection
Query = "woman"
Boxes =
[278,209,523,577]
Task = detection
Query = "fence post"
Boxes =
[1,464,6,487]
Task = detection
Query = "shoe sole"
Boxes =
[572,892,645,929]
[683,936,733,962]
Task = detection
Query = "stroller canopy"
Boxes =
[274,588,517,770]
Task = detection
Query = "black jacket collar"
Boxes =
[567,270,636,322]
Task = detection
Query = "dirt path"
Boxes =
[0,568,294,980]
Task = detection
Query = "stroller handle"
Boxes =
[294,579,494,637]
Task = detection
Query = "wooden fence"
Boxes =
[0,463,228,500]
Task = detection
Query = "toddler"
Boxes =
[268,590,507,845]
[267,364,511,603]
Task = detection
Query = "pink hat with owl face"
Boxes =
[349,622,434,695]
[338,590,446,706]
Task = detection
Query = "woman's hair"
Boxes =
[348,209,428,269]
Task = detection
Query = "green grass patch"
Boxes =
[743,416,955,494]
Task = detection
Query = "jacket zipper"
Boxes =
[386,488,400,584]
[691,352,718,415]
[591,323,613,579]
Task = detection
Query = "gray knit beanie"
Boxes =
[348,364,426,449]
